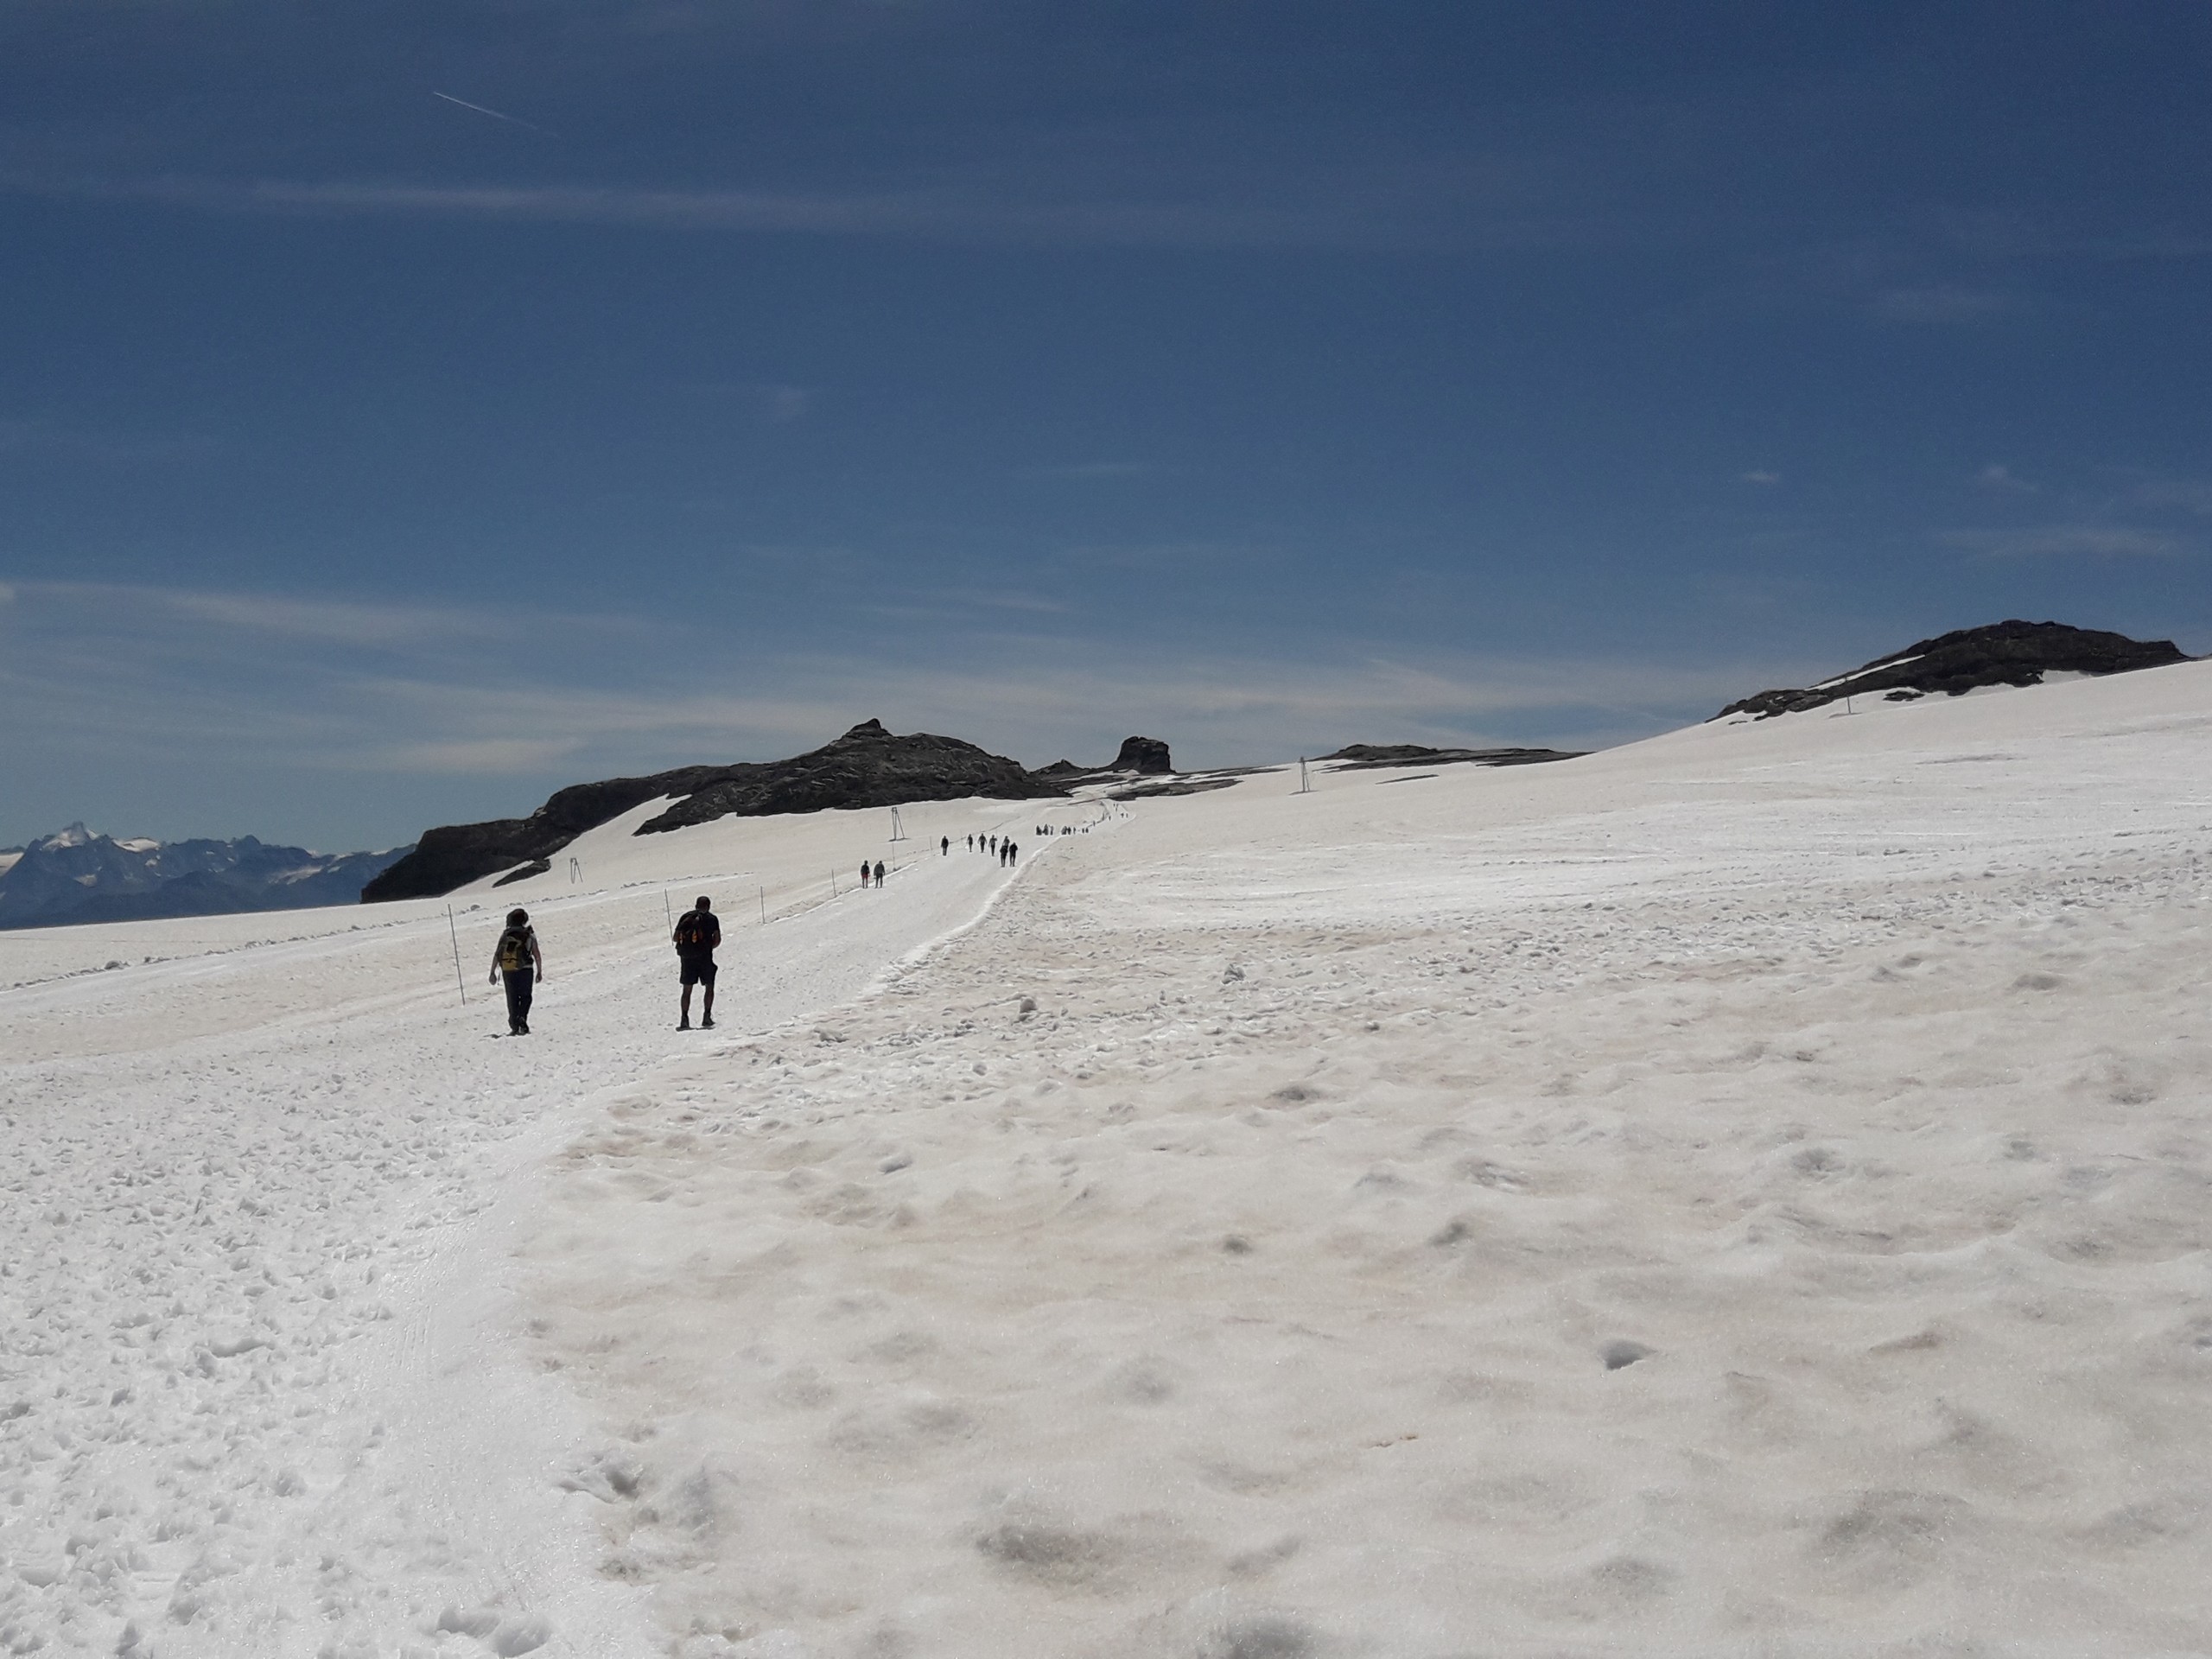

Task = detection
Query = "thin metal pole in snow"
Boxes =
[759,885,766,924]
[445,906,467,1005]
[663,889,673,931]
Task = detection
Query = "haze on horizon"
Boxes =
[3,1,2209,851]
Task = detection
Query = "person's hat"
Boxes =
[507,908,528,925]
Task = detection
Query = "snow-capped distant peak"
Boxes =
[115,836,162,853]
[37,822,100,850]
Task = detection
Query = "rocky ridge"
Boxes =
[1033,735,1175,781]
[363,721,1062,902]
[1714,620,2189,721]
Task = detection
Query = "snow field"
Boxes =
[518,665,2212,1656]
[4,664,2209,1657]
[1,798,1043,1658]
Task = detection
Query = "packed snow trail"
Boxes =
[0,804,1036,1659]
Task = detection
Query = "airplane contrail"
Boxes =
[430,91,552,135]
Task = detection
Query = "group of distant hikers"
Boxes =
[957,833,1020,865]
[489,822,1045,1035]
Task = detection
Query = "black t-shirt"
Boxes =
[673,910,721,955]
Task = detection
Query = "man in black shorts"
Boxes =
[671,895,721,1029]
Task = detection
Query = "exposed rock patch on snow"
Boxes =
[1317,742,1584,771]
[1713,619,2188,721]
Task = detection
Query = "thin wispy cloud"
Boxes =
[161,590,502,649]
[2126,474,2212,516]
[1020,462,1157,480]
[1738,469,1782,486]
[1868,285,2033,326]
[0,175,1382,250]
[429,92,554,136]
[764,385,814,423]
[1974,463,2037,493]
[1936,524,2183,559]
[2,151,1663,253]
[938,591,1071,614]
[0,417,224,466]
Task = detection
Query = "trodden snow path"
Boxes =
[0,817,1034,1659]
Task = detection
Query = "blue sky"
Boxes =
[3,1,2208,850]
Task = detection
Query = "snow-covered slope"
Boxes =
[4,663,2209,1658]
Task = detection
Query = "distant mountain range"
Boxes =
[0,823,412,931]
[1715,620,2190,721]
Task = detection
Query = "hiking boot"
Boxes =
[700,1016,715,1029]
[678,1019,691,1030]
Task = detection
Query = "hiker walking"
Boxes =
[941,836,950,855]
[859,859,872,890]
[873,860,887,887]
[672,894,721,1030]
[488,907,543,1035]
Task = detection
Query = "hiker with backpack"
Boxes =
[671,895,720,1029]
[489,908,543,1035]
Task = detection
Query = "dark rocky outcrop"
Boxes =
[1027,736,1173,786]
[364,720,1060,902]
[1713,620,2190,721]
[1318,743,1585,771]
[1110,736,1173,775]
[639,720,1052,833]
[361,765,726,903]
[0,823,411,930]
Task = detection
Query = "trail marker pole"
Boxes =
[759,885,766,924]
[663,889,673,931]
[1297,757,1312,794]
[445,906,467,1006]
